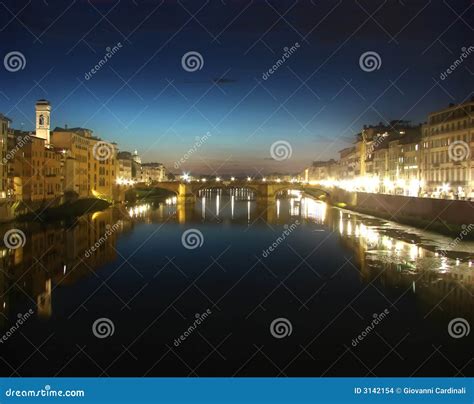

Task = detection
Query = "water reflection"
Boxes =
[0,188,473,329]
[0,208,123,327]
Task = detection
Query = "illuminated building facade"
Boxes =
[139,162,166,184]
[35,99,51,144]
[421,99,474,198]
[304,160,338,183]
[0,113,11,199]
[117,151,133,184]
[51,127,116,199]
[8,131,63,204]
[50,127,90,197]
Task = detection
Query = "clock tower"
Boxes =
[35,99,51,144]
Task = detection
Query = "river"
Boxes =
[0,189,472,376]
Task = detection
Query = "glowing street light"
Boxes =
[247,177,251,181]
[262,177,267,182]
[201,178,207,183]
[181,173,190,182]
[230,177,235,181]
[216,177,221,182]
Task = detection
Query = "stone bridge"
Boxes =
[148,181,329,203]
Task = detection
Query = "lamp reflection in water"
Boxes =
[165,196,177,205]
[330,210,463,276]
[300,197,326,223]
[231,195,235,219]
[128,203,151,218]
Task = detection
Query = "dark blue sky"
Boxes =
[0,0,472,175]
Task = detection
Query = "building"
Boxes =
[8,130,63,204]
[50,127,90,197]
[51,127,117,199]
[421,99,474,198]
[0,113,11,199]
[304,159,338,183]
[132,149,141,165]
[337,121,422,195]
[35,99,51,144]
[305,121,425,195]
[4,101,62,207]
[338,146,357,181]
[304,103,473,200]
[117,151,133,184]
[139,162,166,184]
[44,146,63,199]
[390,130,422,196]
[131,150,142,180]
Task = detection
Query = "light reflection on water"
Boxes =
[0,188,473,325]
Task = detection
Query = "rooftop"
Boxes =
[0,113,12,122]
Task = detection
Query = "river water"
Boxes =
[0,189,473,376]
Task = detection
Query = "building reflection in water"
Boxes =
[0,188,472,329]
[0,208,124,326]
[315,196,474,322]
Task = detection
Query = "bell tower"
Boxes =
[35,99,51,144]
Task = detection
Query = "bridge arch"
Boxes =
[151,182,180,196]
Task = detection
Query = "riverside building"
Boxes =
[303,100,473,200]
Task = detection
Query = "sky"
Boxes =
[0,0,472,175]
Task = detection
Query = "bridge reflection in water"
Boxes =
[0,188,472,331]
